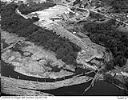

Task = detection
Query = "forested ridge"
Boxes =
[1,2,81,66]
[84,19,128,67]
[100,0,128,13]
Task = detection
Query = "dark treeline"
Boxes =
[110,0,128,13]
[100,0,128,13]
[18,2,56,15]
[1,2,81,65]
[84,19,128,67]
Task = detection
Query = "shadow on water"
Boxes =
[1,60,127,96]
[42,80,127,96]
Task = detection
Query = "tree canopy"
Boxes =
[1,2,81,65]
[84,19,128,67]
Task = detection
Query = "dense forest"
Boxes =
[83,19,128,67]
[100,0,128,13]
[1,2,81,66]
[18,2,56,14]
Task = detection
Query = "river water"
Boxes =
[1,60,127,96]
